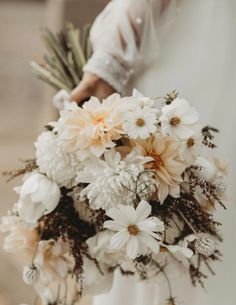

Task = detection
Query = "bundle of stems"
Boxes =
[30,22,91,92]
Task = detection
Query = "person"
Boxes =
[70,1,236,304]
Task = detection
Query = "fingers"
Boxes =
[70,83,90,105]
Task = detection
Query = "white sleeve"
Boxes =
[83,0,161,93]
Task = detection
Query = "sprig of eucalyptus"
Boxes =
[30,22,91,92]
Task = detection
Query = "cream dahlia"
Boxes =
[54,93,124,160]
[135,134,186,202]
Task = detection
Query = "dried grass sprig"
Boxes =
[2,159,37,182]
[30,23,91,92]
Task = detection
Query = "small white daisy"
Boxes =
[160,98,199,139]
[104,200,165,259]
[122,106,157,139]
[179,129,202,165]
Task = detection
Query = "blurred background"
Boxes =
[0,0,108,304]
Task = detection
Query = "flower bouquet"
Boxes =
[1,25,227,305]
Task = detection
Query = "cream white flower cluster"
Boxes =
[0,90,227,305]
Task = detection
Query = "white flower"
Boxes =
[34,239,69,282]
[122,106,157,139]
[35,131,80,187]
[76,148,154,210]
[54,94,124,160]
[86,231,124,267]
[82,256,114,295]
[190,157,227,209]
[135,134,186,203]
[52,89,70,111]
[162,234,197,259]
[34,281,58,305]
[122,89,158,110]
[160,98,199,139]
[179,129,202,165]
[104,200,165,259]
[17,173,60,227]
[0,215,38,259]
[194,157,219,181]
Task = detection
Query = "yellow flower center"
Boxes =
[170,117,181,126]
[136,118,145,127]
[187,138,195,147]
[128,224,140,236]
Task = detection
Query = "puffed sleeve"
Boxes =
[83,0,161,93]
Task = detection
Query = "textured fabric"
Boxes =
[87,1,236,304]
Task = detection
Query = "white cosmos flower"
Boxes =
[179,129,202,165]
[162,234,197,259]
[160,98,199,139]
[122,106,157,139]
[122,89,158,110]
[35,131,81,187]
[76,148,154,211]
[16,173,60,227]
[104,200,165,259]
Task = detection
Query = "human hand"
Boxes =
[70,73,115,104]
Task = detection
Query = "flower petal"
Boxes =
[110,230,130,249]
[135,200,151,223]
[126,236,139,259]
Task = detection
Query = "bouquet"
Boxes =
[1,25,227,305]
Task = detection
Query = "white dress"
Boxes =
[83,1,236,304]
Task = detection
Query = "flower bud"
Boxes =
[23,265,39,285]
[194,233,215,256]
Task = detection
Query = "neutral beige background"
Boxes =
[0,1,108,304]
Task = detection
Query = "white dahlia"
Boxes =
[104,200,165,259]
[35,131,80,187]
[160,98,199,139]
[76,148,154,211]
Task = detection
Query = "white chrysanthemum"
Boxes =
[160,98,199,139]
[104,200,165,259]
[76,148,154,211]
[122,106,157,139]
[35,131,80,187]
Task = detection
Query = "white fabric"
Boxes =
[86,1,236,305]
